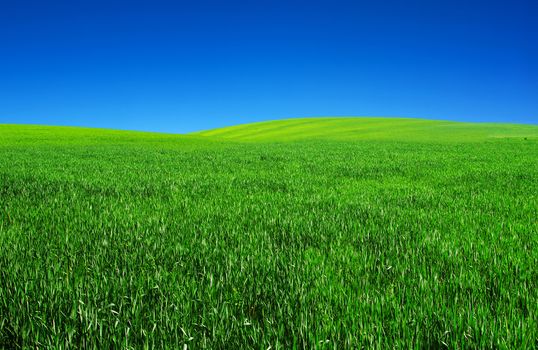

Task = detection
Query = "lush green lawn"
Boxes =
[1,118,537,349]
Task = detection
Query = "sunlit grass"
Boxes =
[1,118,537,348]
[195,117,538,142]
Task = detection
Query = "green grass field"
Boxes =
[1,117,537,349]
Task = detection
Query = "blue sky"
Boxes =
[1,0,536,133]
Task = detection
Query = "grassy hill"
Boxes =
[1,118,537,348]
[195,117,538,141]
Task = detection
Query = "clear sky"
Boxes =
[1,0,536,133]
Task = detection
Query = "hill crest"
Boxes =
[193,117,538,142]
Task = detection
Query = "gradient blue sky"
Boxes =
[1,0,536,133]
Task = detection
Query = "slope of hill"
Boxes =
[1,119,537,348]
[194,117,538,141]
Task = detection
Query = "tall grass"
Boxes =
[1,120,537,348]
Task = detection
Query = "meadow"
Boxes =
[1,118,537,349]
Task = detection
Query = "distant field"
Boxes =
[195,117,538,141]
[1,118,537,348]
